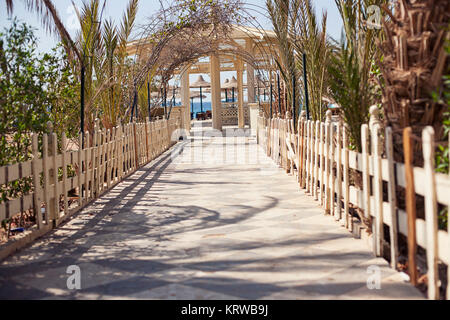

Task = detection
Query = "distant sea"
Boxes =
[173,98,272,118]
[188,102,212,117]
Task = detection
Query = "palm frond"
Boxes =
[23,0,81,62]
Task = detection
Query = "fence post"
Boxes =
[118,125,124,180]
[305,120,310,192]
[48,123,58,226]
[299,111,306,187]
[285,111,292,173]
[422,126,439,300]
[329,117,335,217]
[93,120,100,198]
[314,121,320,201]
[325,110,333,214]
[99,128,106,193]
[85,131,91,201]
[297,113,303,184]
[309,120,314,195]
[324,110,332,214]
[370,106,383,257]
[343,124,350,230]
[290,117,295,175]
[113,126,119,183]
[320,122,325,206]
[31,134,43,228]
[361,124,371,222]
[61,133,68,220]
[145,118,150,163]
[336,118,342,221]
[107,129,112,189]
[403,127,418,286]
[276,115,280,165]
[42,134,50,225]
[77,135,83,207]
[385,127,398,269]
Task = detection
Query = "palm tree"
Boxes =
[5,0,81,61]
[327,0,388,151]
[290,0,330,122]
[73,0,139,132]
[267,0,330,124]
[379,0,450,165]
[6,0,140,134]
[5,0,88,140]
[267,0,296,116]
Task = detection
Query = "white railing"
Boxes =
[0,117,181,260]
[257,107,450,300]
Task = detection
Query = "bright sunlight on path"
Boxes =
[0,122,423,300]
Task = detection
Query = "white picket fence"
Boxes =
[0,117,181,260]
[257,106,450,300]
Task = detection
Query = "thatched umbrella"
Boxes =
[222,78,230,102]
[189,75,211,113]
[223,76,238,102]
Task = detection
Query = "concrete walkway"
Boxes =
[0,122,423,300]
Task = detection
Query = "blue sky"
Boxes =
[0,0,343,100]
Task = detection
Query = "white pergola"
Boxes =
[127,25,277,131]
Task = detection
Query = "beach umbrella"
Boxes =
[223,76,238,102]
[222,78,230,102]
[189,75,211,113]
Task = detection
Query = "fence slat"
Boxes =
[320,122,325,206]
[50,132,58,223]
[422,127,439,300]
[324,112,331,213]
[329,121,335,218]
[336,120,342,221]
[61,133,68,218]
[385,127,398,269]
[314,121,319,201]
[309,121,314,195]
[85,132,91,201]
[403,127,418,286]
[372,124,383,257]
[31,134,43,228]
[42,134,50,224]
[343,125,350,231]
[361,124,371,221]
[78,135,83,206]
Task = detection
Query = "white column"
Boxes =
[210,54,222,131]
[237,59,245,129]
[181,66,191,132]
[246,39,255,104]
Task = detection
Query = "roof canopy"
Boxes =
[190,75,211,88]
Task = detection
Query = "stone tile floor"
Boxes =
[0,122,424,300]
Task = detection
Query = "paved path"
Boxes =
[0,122,423,299]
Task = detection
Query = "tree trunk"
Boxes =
[379,0,449,166]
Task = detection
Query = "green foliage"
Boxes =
[0,19,79,166]
[75,0,139,130]
[327,37,374,151]
[327,0,387,151]
[434,38,449,230]
[434,74,450,176]
[0,19,51,166]
[44,45,80,143]
[0,20,79,216]
[290,0,330,122]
